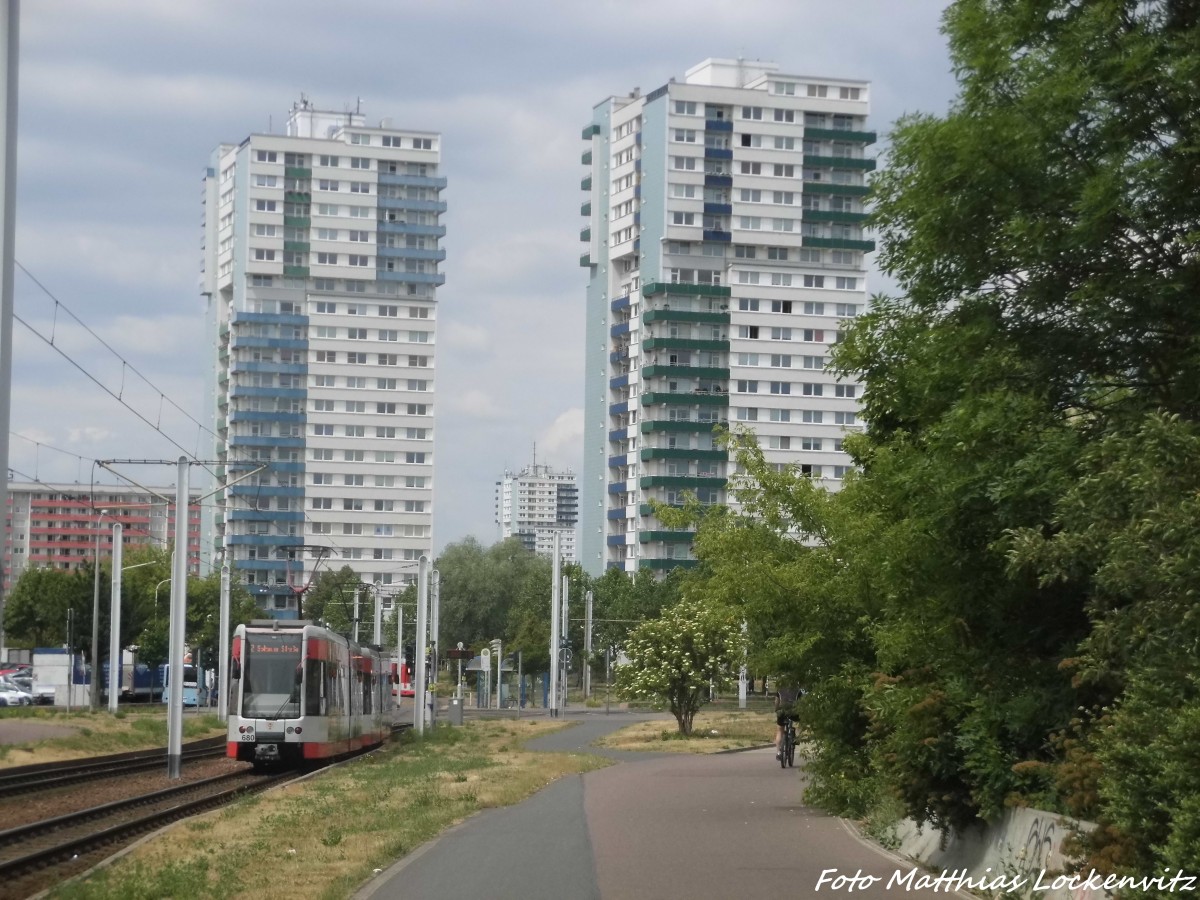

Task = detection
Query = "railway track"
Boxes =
[0,723,411,898]
[0,767,288,900]
[0,736,227,800]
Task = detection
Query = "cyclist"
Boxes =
[774,678,800,762]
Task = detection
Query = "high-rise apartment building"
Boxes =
[203,99,445,617]
[495,463,579,563]
[581,59,872,575]
[3,482,203,593]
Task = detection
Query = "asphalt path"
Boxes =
[357,712,976,900]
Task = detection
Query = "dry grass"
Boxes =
[596,709,775,753]
[49,718,608,900]
[0,708,225,767]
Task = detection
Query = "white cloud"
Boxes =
[446,389,509,420]
[537,408,584,472]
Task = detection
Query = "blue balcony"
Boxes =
[377,172,448,189]
[703,202,732,215]
[608,454,628,469]
[702,230,732,242]
[705,119,733,132]
[607,508,629,520]
[229,385,306,400]
[704,147,733,160]
[608,427,628,442]
[611,295,631,313]
[609,349,628,364]
[606,534,627,546]
[607,482,628,495]
[228,410,307,424]
[376,245,447,262]
[609,400,629,416]
[376,270,446,285]
[704,174,733,188]
[610,321,630,338]
[610,374,629,389]
[376,220,447,238]
[377,196,448,214]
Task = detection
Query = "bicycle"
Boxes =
[779,716,796,768]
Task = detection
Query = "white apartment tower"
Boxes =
[581,60,872,576]
[203,99,445,617]
[495,463,579,563]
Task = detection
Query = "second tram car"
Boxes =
[227,620,390,766]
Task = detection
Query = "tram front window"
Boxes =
[242,633,302,719]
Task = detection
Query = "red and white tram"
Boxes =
[227,620,391,766]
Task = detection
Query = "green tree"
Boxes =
[616,595,745,736]
[3,566,92,650]
[302,566,365,636]
[765,0,1200,862]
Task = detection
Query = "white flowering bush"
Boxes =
[615,596,746,735]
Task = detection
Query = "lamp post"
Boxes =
[153,578,171,625]
[90,508,109,710]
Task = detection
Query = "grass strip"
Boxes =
[595,709,776,753]
[48,718,607,900]
[0,708,225,766]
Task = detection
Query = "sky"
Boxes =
[5,0,960,558]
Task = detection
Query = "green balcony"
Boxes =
[803,183,870,198]
[642,282,731,299]
[580,227,591,242]
[639,558,700,571]
[580,253,592,267]
[642,309,730,325]
[285,166,312,179]
[641,448,727,462]
[804,127,877,144]
[639,531,697,543]
[802,236,876,252]
[581,175,592,191]
[803,155,877,171]
[642,337,728,353]
[640,502,679,516]
[582,123,601,139]
[641,391,729,407]
[581,149,593,165]
[642,364,729,380]
[285,191,312,204]
[283,240,311,252]
[283,265,310,277]
[581,201,592,216]
[640,420,721,433]
[284,216,311,228]
[801,209,868,225]
[640,475,727,490]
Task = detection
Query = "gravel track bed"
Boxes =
[0,756,248,831]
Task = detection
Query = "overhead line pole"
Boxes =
[0,1,18,655]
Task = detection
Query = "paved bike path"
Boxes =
[357,713,973,900]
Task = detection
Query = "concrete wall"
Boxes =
[893,807,1109,899]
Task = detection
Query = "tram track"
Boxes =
[0,722,411,898]
[0,736,227,800]
[0,767,288,900]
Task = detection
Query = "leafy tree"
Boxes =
[435,537,548,651]
[302,566,365,636]
[616,595,745,736]
[3,566,92,650]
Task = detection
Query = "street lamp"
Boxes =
[153,578,171,626]
[90,508,109,711]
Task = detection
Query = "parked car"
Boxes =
[0,682,33,707]
[5,674,53,705]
